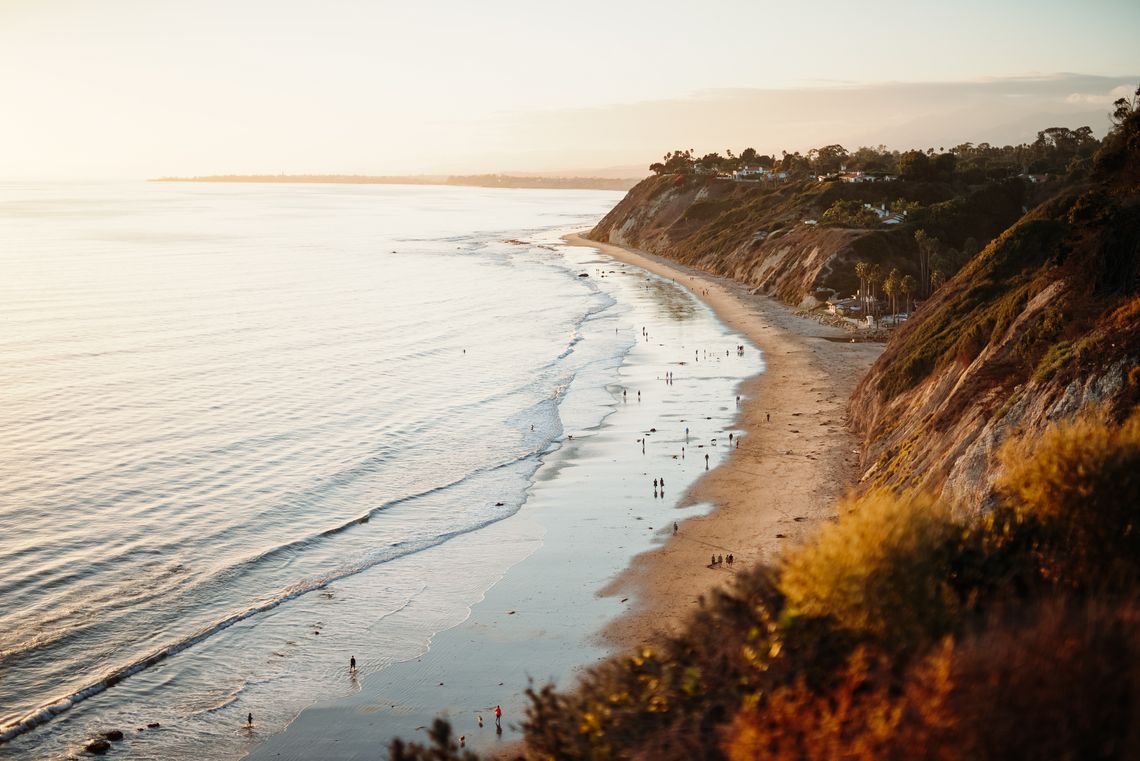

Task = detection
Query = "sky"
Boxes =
[1,0,1138,179]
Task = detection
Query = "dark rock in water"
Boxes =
[147,722,161,729]
[578,273,589,277]
[85,738,112,754]
[495,501,504,506]
[103,729,125,741]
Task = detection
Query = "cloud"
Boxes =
[484,73,1139,172]
[1066,83,1137,105]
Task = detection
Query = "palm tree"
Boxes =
[884,268,901,318]
[854,261,870,315]
[868,264,883,325]
[931,268,947,291]
[900,275,917,314]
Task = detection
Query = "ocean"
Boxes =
[0,181,760,759]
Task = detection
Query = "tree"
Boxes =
[914,229,941,298]
[898,150,931,180]
[884,268,901,317]
[900,275,917,314]
[930,269,947,291]
[868,264,883,325]
[820,200,879,228]
[696,152,725,174]
[854,261,871,314]
[932,152,957,181]
[810,144,850,174]
[658,149,695,175]
[1111,85,1140,126]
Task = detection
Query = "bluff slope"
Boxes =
[850,118,1140,512]
[588,173,1028,305]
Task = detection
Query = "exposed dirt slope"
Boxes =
[588,174,1027,306]
[850,117,1140,513]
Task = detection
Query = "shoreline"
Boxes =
[564,233,883,648]
[242,229,760,760]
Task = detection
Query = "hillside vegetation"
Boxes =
[850,95,1140,511]
[391,92,1140,760]
[587,134,1095,306]
[590,170,1047,307]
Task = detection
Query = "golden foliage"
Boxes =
[779,492,963,654]
[996,410,1140,587]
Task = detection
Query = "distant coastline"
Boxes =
[150,173,642,191]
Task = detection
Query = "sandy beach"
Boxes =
[564,233,883,648]
[242,231,882,760]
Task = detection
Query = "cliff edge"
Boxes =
[850,111,1140,512]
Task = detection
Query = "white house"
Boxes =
[733,166,770,180]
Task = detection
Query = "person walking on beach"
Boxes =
[659,477,664,489]
[766,413,770,423]
[495,705,502,731]
[247,712,253,728]
[673,521,678,535]
[705,453,709,470]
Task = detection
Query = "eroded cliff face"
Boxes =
[589,175,878,305]
[588,174,1026,307]
[588,157,1138,514]
[850,121,1140,513]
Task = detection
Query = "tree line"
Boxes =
[649,126,1102,181]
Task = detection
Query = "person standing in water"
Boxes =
[495,705,503,730]
[705,453,709,470]
[247,713,253,728]
[350,655,356,672]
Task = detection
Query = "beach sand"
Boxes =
[246,233,764,760]
[245,234,881,760]
[564,233,883,649]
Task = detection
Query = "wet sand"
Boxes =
[245,234,763,760]
[564,233,883,648]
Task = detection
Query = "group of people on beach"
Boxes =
[709,554,734,568]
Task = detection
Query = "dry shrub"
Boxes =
[779,492,964,657]
[722,645,955,761]
[996,411,1140,588]
[941,597,1140,760]
[725,597,1140,761]
[523,567,788,761]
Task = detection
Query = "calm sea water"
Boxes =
[0,182,629,757]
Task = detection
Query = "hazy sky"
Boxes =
[1,0,1138,179]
